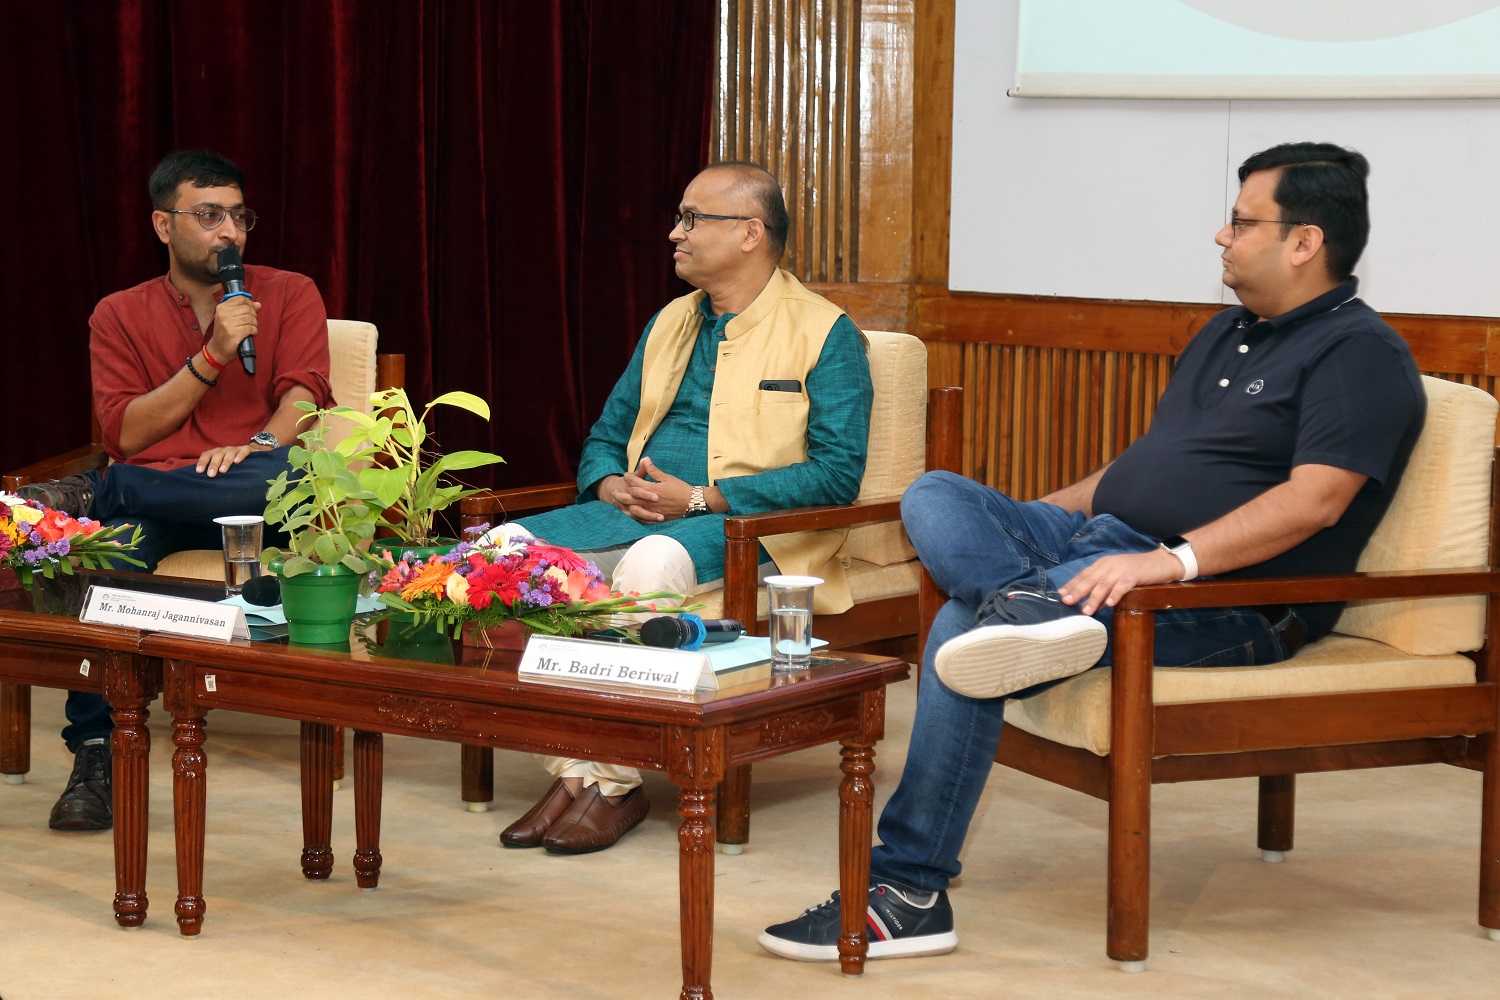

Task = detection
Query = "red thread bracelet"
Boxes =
[200,344,226,371]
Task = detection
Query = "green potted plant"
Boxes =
[261,408,387,643]
[328,388,504,553]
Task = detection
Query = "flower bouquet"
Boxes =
[373,530,700,644]
[1,492,145,584]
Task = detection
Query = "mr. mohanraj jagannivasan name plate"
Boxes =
[81,585,249,642]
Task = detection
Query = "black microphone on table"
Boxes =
[215,244,255,375]
[638,614,745,651]
[241,575,281,607]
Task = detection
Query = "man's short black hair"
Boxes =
[149,149,247,210]
[1237,142,1370,282]
[702,161,790,258]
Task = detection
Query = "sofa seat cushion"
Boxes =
[692,557,922,620]
[154,548,229,582]
[1003,633,1478,755]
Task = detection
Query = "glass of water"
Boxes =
[764,574,822,672]
[214,515,265,597]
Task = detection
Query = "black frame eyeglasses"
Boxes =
[165,206,259,232]
[1227,216,1307,239]
[674,211,751,232]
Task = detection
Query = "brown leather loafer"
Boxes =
[499,779,576,848]
[541,784,650,854]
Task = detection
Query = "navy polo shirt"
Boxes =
[1093,278,1425,637]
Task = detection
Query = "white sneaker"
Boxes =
[935,591,1107,699]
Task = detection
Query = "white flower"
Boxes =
[475,522,534,558]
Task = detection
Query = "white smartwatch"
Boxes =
[1160,535,1198,581]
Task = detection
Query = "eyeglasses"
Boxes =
[1227,216,1307,239]
[164,206,258,232]
[674,211,750,232]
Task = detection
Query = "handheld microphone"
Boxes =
[240,574,281,607]
[216,244,255,375]
[638,614,745,651]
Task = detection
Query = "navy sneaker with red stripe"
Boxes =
[758,879,957,961]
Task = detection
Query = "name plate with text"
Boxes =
[81,586,250,643]
[518,635,713,695]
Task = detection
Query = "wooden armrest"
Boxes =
[722,497,903,539]
[3,445,110,492]
[460,483,579,519]
[1114,567,1500,613]
[721,496,906,629]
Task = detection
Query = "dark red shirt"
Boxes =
[90,265,335,470]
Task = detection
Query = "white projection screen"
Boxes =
[1013,0,1500,100]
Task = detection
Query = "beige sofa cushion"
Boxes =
[1332,376,1496,655]
[693,558,922,621]
[1004,634,1479,754]
[322,319,381,449]
[837,331,927,567]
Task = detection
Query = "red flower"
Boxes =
[464,561,524,610]
[525,542,590,573]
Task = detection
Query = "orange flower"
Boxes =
[33,509,81,543]
[400,560,455,601]
[567,568,610,602]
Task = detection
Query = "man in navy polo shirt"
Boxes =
[760,141,1426,961]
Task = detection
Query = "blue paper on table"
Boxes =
[219,593,385,627]
[702,635,827,673]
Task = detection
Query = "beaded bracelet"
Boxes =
[200,344,226,371]
[185,355,218,387]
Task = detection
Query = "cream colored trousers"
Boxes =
[485,527,707,797]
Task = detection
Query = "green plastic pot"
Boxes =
[272,560,363,645]
[371,538,460,562]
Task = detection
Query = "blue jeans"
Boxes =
[62,449,293,751]
[870,471,1293,892]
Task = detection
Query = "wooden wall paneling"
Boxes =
[910,0,954,285]
[856,0,913,282]
[713,0,861,283]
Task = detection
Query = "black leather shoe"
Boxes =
[49,742,112,831]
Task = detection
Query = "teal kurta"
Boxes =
[518,297,872,583]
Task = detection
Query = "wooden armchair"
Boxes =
[456,330,963,849]
[956,375,1500,969]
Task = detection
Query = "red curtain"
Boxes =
[0,0,715,488]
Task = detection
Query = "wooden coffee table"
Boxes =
[147,628,909,1000]
[0,576,163,928]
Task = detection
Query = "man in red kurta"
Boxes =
[21,149,334,831]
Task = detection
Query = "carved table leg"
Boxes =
[108,652,154,928]
[671,724,724,1000]
[171,708,208,936]
[1,681,31,782]
[838,738,875,976]
[300,722,335,880]
[352,729,383,890]
[677,781,717,1000]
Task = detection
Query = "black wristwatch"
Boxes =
[250,431,279,449]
